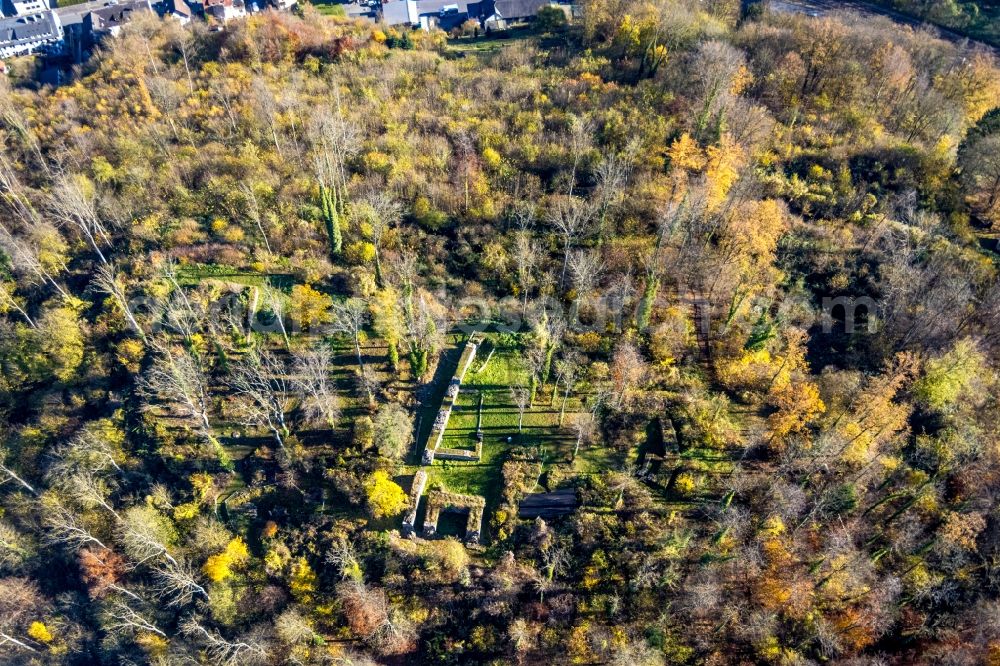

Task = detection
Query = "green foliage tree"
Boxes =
[373,403,414,460]
[320,183,342,256]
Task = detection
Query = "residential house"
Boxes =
[485,0,553,28]
[59,0,186,62]
[380,0,493,29]
[341,2,376,20]
[204,0,245,23]
[87,0,153,38]
[2,0,49,18]
[0,10,61,58]
[166,0,191,22]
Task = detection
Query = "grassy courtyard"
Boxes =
[412,333,615,529]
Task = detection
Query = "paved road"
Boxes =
[768,0,999,55]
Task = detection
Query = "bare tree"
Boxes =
[102,599,166,637]
[251,77,283,158]
[310,109,362,208]
[57,469,122,522]
[0,222,69,299]
[593,153,629,239]
[554,353,581,427]
[372,403,414,460]
[537,545,569,601]
[140,343,214,444]
[330,298,369,376]
[0,448,36,495]
[180,617,270,666]
[153,559,210,606]
[92,263,145,339]
[159,266,203,340]
[548,196,593,290]
[238,182,273,255]
[403,289,444,381]
[0,282,35,328]
[567,249,603,326]
[525,344,547,407]
[355,192,404,285]
[291,345,340,428]
[0,577,45,654]
[512,226,538,317]
[0,521,30,573]
[264,288,290,348]
[370,602,416,656]
[118,505,178,568]
[570,412,596,460]
[690,40,748,139]
[960,133,1000,226]
[325,537,362,581]
[565,114,594,196]
[48,429,123,479]
[0,91,46,174]
[275,608,315,646]
[611,341,647,408]
[509,200,536,233]
[230,348,290,448]
[0,142,46,221]
[41,499,107,550]
[49,173,112,265]
[510,386,530,434]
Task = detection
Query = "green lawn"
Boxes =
[313,3,346,16]
[175,264,296,290]
[445,29,535,55]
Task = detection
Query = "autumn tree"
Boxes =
[611,341,647,408]
[352,192,404,286]
[372,403,414,460]
[913,338,988,414]
[78,548,134,600]
[363,471,408,519]
[0,577,46,654]
[766,379,826,449]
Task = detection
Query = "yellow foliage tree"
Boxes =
[370,286,406,370]
[289,284,333,330]
[766,380,826,448]
[667,133,705,171]
[829,354,915,466]
[363,470,408,519]
[203,537,250,582]
[289,557,318,603]
[704,134,745,212]
[28,621,53,643]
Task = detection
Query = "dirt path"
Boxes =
[679,288,712,369]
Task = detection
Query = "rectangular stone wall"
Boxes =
[421,335,482,464]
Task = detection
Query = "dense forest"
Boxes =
[1,1,1000,664]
